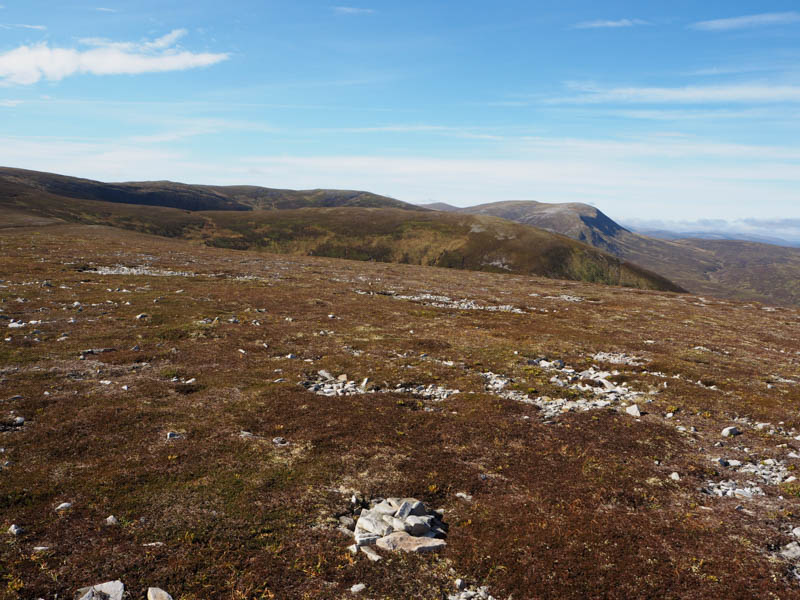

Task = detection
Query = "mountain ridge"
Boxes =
[0,167,683,293]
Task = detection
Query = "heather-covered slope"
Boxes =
[0,175,683,293]
[1,222,799,599]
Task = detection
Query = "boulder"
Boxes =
[355,511,392,536]
[376,531,447,553]
[75,580,124,600]
[405,515,433,536]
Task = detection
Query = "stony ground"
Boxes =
[1,223,800,599]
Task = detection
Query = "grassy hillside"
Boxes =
[0,177,683,292]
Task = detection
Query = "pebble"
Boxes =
[351,583,366,594]
[670,472,680,481]
[722,426,741,437]
[166,431,183,440]
[55,502,72,512]
[147,588,174,600]
[8,524,22,536]
[106,515,119,526]
[13,416,25,426]
[360,545,382,562]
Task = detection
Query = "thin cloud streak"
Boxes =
[691,12,800,31]
[555,83,800,104]
[573,18,649,29]
[0,24,47,30]
[332,6,375,15]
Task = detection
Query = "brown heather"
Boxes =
[0,222,799,599]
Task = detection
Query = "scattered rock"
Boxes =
[350,583,366,594]
[166,431,184,440]
[702,479,764,498]
[670,472,680,481]
[106,515,119,526]
[55,502,72,512]
[272,437,289,447]
[8,524,22,536]
[147,588,173,600]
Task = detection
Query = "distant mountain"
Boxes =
[0,166,423,212]
[0,167,682,293]
[461,201,630,255]
[456,200,800,306]
[419,202,461,212]
[628,226,800,248]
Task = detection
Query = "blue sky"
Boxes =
[1,1,799,229]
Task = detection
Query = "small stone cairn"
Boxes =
[346,496,448,554]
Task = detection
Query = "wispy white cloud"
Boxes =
[333,6,375,15]
[573,18,649,29]
[79,29,188,52]
[0,23,47,30]
[95,7,116,12]
[691,11,800,31]
[0,29,228,85]
[0,99,22,107]
[555,82,800,104]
